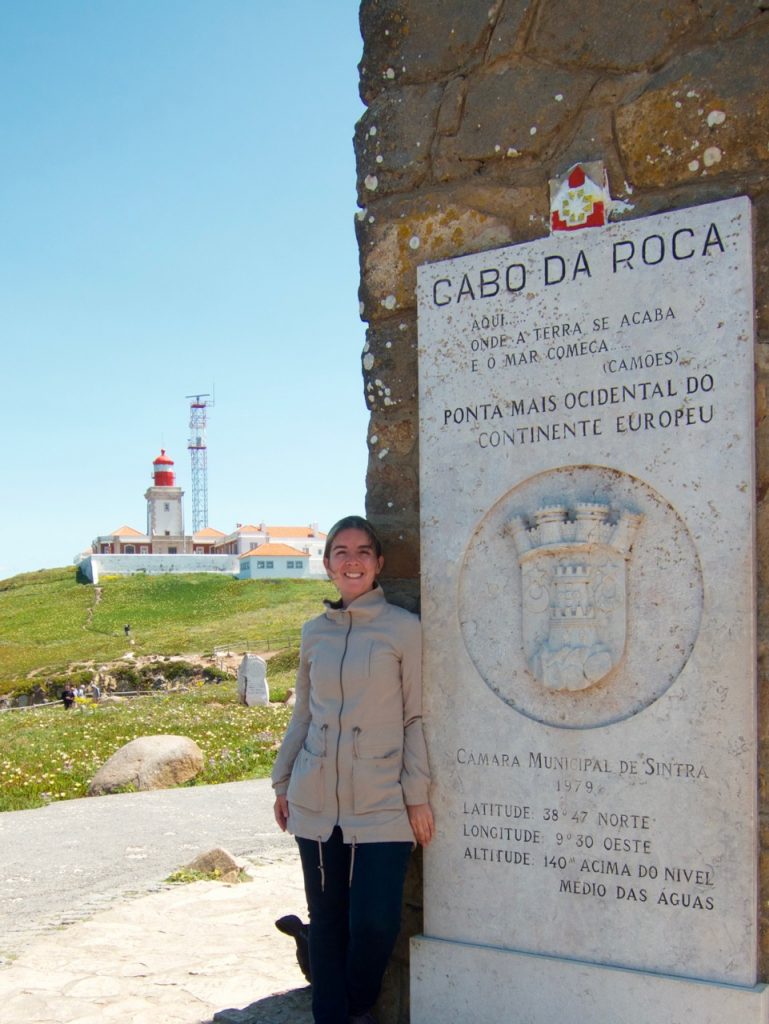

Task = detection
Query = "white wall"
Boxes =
[79,554,239,584]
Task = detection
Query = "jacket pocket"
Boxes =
[351,725,404,814]
[287,748,324,812]
[304,721,328,757]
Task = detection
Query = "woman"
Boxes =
[272,515,434,1024]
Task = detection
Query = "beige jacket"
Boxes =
[271,585,431,844]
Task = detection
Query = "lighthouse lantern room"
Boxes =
[145,450,186,552]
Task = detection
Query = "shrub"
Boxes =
[69,669,95,688]
[112,665,139,690]
[203,666,232,683]
[267,648,301,674]
[1,667,97,703]
[3,678,51,701]
[158,660,198,681]
[0,678,27,699]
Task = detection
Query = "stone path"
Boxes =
[0,854,312,1023]
[0,781,314,1023]
[0,778,290,950]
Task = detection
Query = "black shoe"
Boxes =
[275,914,311,983]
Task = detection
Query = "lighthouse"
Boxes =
[144,450,186,553]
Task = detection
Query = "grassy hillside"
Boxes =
[0,567,334,692]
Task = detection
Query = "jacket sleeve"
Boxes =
[399,613,432,805]
[271,629,312,796]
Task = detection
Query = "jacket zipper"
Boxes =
[334,611,353,827]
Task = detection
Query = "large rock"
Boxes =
[435,60,595,173]
[87,735,205,796]
[528,0,696,71]
[358,0,494,102]
[615,24,769,188]
[355,82,443,201]
[356,194,515,319]
[183,847,244,883]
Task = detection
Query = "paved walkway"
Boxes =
[0,781,313,1023]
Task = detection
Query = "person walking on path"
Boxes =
[272,516,434,1024]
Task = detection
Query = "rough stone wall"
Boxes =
[354,2,769,1020]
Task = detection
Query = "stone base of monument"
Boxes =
[411,937,769,1024]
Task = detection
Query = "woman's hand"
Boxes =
[407,803,435,846]
[274,794,289,832]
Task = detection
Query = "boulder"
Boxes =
[184,847,243,882]
[87,734,204,796]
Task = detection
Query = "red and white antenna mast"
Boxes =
[186,393,213,532]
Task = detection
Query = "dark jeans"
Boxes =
[296,827,412,1024]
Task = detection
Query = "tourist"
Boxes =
[272,515,433,1024]
[61,683,75,710]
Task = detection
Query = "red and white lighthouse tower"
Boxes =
[145,450,186,553]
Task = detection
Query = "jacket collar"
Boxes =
[323,582,386,623]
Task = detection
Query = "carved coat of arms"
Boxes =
[504,504,643,692]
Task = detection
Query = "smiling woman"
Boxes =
[271,515,434,1024]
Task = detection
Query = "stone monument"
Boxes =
[236,654,269,707]
[412,196,766,1021]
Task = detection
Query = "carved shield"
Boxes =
[508,505,642,692]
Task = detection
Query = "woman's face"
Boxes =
[324,527,384,606]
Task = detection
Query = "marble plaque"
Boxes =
[416,198,756,993]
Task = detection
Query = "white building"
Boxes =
[80,449,327,581]
[239,543,314,579]
[212,523,325,558]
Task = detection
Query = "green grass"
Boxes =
[0,567,327,812]
[165,866,252,884]
[0,567,332,691]
[0,677,295,812]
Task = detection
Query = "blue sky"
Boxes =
[0,1,367,579]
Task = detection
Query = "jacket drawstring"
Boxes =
[317,837,326,892]
[349,836,357,887]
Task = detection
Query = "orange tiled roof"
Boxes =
[194,527,226,538]
[239,543,308,559]
[111,525,145,537]
[234,524,265,534]
[268,526,326,539]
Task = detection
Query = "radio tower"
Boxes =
[186,393,212,533]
